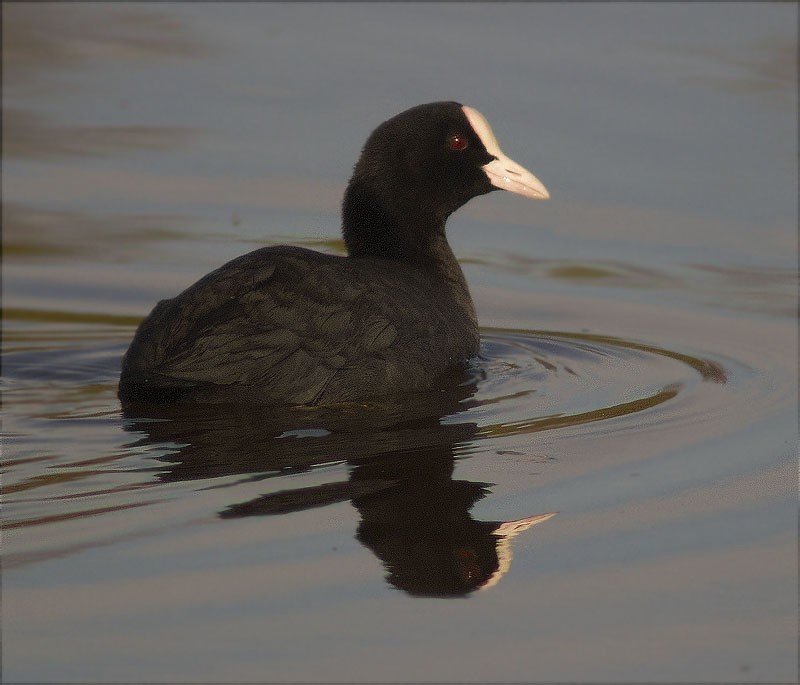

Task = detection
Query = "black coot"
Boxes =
[119,102,549,406]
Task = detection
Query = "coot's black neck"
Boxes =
[341,177,463,282]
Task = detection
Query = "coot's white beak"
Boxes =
[462,105,550,200]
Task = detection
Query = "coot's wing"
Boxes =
[120,246,398,405]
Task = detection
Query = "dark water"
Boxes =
[2,4,797,682]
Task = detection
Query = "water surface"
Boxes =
[2,3,797,682]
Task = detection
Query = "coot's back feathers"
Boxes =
[120,246,478,405]
[119,102,548,406]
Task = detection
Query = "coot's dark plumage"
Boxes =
[119,102,549,406]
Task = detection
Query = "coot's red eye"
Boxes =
[448,134,468,151]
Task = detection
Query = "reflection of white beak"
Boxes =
[480,512,557,591]
[462,105,550,200]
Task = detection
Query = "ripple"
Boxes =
[466,328,729,440]
[1,323,732,439]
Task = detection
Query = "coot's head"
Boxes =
[343,101,548,258]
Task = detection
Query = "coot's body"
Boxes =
[119,102,548,405]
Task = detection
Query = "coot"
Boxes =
[119,102,549,406]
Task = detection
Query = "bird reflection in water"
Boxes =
[121,370,554,597]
